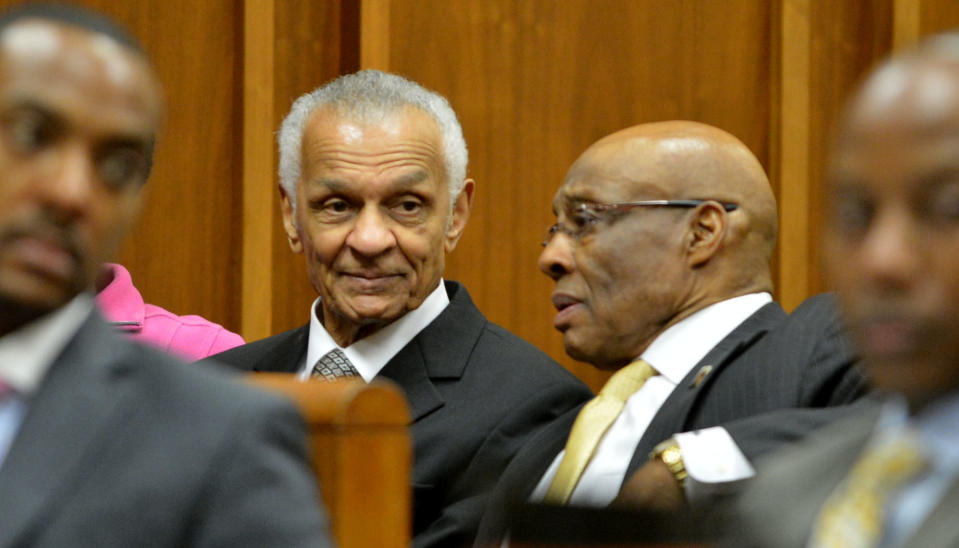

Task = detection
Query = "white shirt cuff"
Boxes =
[674,427,755,502]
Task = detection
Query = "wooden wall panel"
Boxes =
[8,0,932,391]
[242,0,276,340]
[375,0,771,389]
[774,0,893,312]
[269,0,359,335]
[919,0,959,35]
[802,0,892,301]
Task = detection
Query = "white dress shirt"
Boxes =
[297,281,450,382]
[530,292,771,506]
[0,295,93,467]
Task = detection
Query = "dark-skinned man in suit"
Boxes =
[735,32,959,548]
[477,120,866,544]
[0,4,330,547]
[210,69,592,548]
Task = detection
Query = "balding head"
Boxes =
[824,35,959,410]
[540,121,776,369]
[579,121,777,284]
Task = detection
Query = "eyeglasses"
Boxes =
[542,199,739,247]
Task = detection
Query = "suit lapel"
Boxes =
[0,314,139,546]
[516,405,583,498]
[379,344,444,422]
[252,325,308,373]
[477,405,584,543]
[624,302,787,479]
[907,477,959,547]
[379,282,484,421]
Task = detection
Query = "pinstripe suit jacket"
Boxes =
[476,293,867,544]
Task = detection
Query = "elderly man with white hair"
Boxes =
[211,70,591,548]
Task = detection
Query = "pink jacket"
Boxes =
[95,263,244,361]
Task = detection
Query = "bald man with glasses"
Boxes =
[477,121,867,544]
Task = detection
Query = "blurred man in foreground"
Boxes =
[735,34,959,548]
[0,5,329,546]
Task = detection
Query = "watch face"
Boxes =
[662,446,682,465]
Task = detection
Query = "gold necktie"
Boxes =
[809,430,927,548]
[544,359,659,504]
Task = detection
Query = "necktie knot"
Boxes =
[311,348,360,381]
[599,359,659,401]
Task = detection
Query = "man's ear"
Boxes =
[279,184,303,254]
[445,178,475,253]
[685,201,727,268]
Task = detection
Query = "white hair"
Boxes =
[278,70,468,210]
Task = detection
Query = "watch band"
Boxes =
[651,438,688,490]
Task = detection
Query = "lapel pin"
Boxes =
[690,365,712,388]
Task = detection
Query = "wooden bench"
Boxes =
[245,374,411,547]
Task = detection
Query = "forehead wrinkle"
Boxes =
[303,137,440,170]
[305,136,439,157]
[309,169,430,192]
[305,152,440,185]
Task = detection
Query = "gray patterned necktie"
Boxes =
[311,348,360,381]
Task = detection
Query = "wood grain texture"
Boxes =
[270,0,357,335]
[918,0,959,35]
[806,0,892,300]
[242,0,276,340]
[775,0,892,311]
[777,0,812,312]
[382,0,771,390]
[894,0,921,49]
[245,375,411,548]
[360,0,390,70]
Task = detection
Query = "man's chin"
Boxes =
[0,287,76,332]
[563,336,604,369]
[563,331,636,370]
[338,297,411,325]
[0,269,79,309]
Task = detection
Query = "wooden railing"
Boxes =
[245,374,411,547]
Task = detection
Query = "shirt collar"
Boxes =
[94,263,145,327]
[878,393,959,466]
[304,281,450,382]
[0,295,94,395]
[640,292,772,384]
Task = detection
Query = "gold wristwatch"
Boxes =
[651,438,688,490]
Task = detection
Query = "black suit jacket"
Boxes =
[476,293,867,543]
[210,281,593,548]
[0,312,331,548]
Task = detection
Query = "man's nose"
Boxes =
[538,232,574,281]
[37,144,97,218]
[858,208,921,292]
[345,206,397,257]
